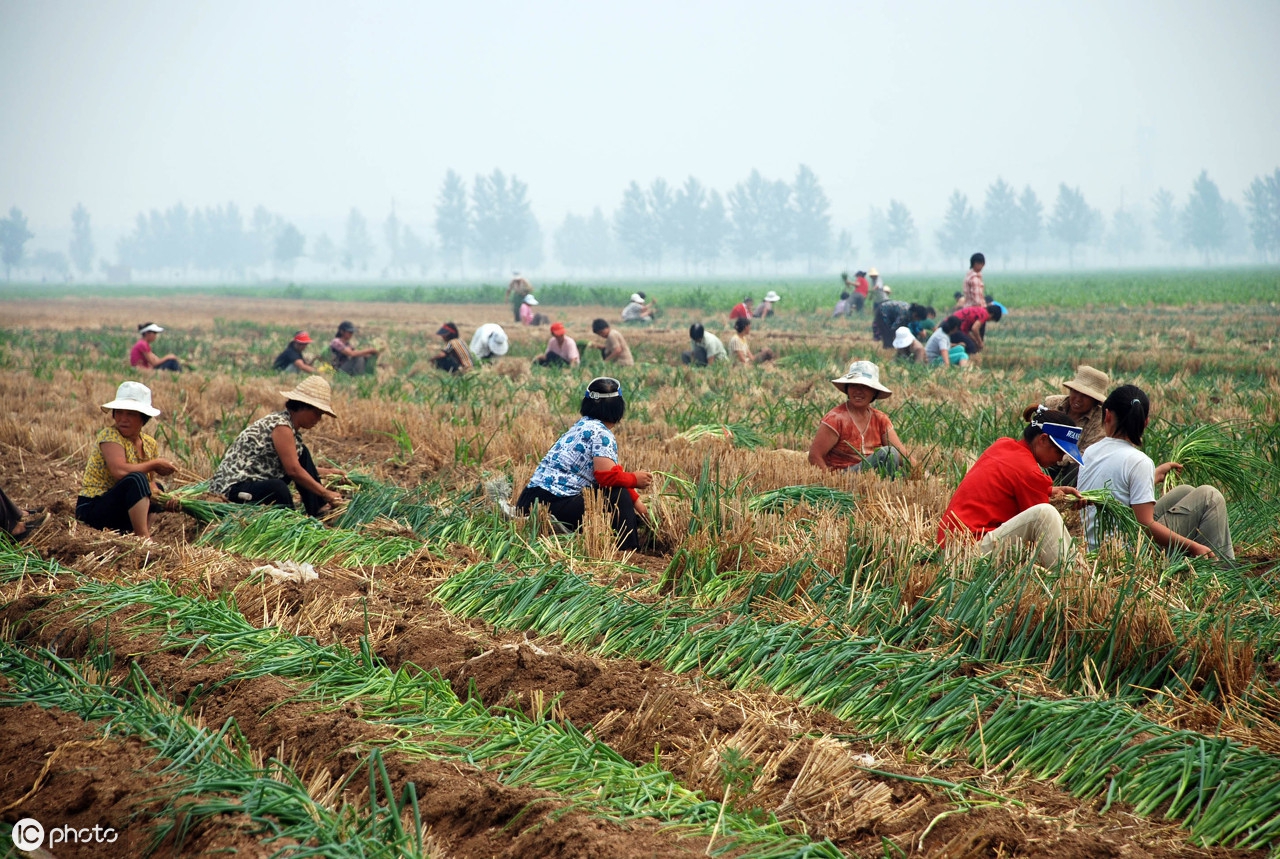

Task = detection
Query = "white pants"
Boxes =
[978,503,1076,568]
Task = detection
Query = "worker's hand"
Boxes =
[164,496,183,513]
[1154,462,1183,483]
[325,490,344,506]
[1189,541,1215,559]
[151,459,178,476]
[1050,486,1083,501]
[634,498,650,521]
[633,470,653,489]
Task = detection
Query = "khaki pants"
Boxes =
[978,503,1076,568]
[1156,484,1235,560]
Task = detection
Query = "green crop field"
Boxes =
[2,271,1279,858]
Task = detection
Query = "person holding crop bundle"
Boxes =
[937,406,1084,568]
[210,376,344,516]
[516,377,651,551]
[808,361,914,476]
[75,381,180,539]
[1036,365,1109,484]
[432,322,473,373]
[1078,385,1234,560]
[130,323,183,372]
[273,331,319,373]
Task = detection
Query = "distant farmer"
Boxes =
[273,331,318,374]
[506,274,533,323]
[329,321,379,376]
[937,406,1084,567]
[470,323,510,361]
[432,322,473,373]
[729,295,754,321]
[1037,365,1110,484]
[210,376,344,517]
[868,268,891,306]
[682,323,727,366]
[728,317,775,365]
[621,292,655,323]
[948,302,1004,354]
[516,376,651,551]
[534,322,581,367]
[592,319,634,366]
[841,270,870,313]
[808,361,914,476]
[76,381,179,539]
[833,291,853,318]
[519,294,548,326]
[872,299,912,349]
[753,290,781,319]
[925,317,969,368]
[893,326,926,362]
[961,253,986,307]
[130,323,182,372]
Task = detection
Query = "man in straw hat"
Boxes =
[808,361,914,476]
[210,376,344,516]
[1037,364,1110,485]
[75,381,180,539]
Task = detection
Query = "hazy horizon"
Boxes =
[3,0,1278,268]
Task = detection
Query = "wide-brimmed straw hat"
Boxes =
[629,293,645,304]
[867,267,879,277]
[892,327,914,349]
[101,381,161,417]
[764,290,781,303]
[280,375,336,417]
[831,360,892,399]
[1062,365,1109,403]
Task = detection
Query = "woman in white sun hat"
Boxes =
[808,361,914,476]
[519,293,548,326]
[210,376,345,516]
[76,381,179,538]
[892,326,926,362]
[621,292,655,323]
[753,290,781,319]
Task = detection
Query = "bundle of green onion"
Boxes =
[1078,487,1142,543]
[747,485,856,515]
[1160,422,1272,500]
[675,423,767,449]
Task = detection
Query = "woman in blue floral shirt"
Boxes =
[516,377,651,550]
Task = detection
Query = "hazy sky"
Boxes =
[2,0,1278,244]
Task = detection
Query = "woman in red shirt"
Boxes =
[808,361,914,476]
[937,406,1083,567]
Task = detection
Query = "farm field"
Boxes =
[2,274,1280,858]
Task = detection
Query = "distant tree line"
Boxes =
[2,165,1278,280]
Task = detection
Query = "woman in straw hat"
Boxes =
[75,381,179,538]
[937,406,1084,568]
[808,361,914,476]
[210,376,344,516]
[1034,365,1110,485]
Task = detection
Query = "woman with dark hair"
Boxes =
[76,381,179,538]
[946,301,1004,354]
[1078,385,1234,560]
[129,323,182,372]
[516,377,651,550]
[961,252,986,307]
[925,317,969,367]
[210,376,344,516]
[329,321,379,376]
[431,322,473,373]
[938,406,1083,567]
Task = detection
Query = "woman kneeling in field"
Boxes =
[1078,385,1234,560]
[76,381,179,539]
[210,376,344,516]
[937,406,1084,567]
[516,377,651,550]
[808,361,913,476]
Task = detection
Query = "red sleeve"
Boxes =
[594,464,638,488]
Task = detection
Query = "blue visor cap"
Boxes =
[992,301,1008,317]
[1041,422,1083,464]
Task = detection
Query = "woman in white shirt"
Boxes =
[1078,385,1234,560]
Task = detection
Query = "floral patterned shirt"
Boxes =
[80,426,158,498]
[527,417,618,496]
[210,412,301,496]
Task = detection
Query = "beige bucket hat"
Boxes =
[101,381,161,417]
[281,375,337,417]
[832,360,892,399]
[1062,365,1109,403]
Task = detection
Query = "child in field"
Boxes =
[961,253,986,307]
[516,377,651,551]
[1078,385,1234,560]
[937,406,1083,567]
[808,361,913,476]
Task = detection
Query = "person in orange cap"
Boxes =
[273,331,319,373]
[535,321,581,367]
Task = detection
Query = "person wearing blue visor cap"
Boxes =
[937,405,1084,568]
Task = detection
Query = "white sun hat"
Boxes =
[524,294,539,305]
[101,381,162,417]
[630,293,645,304]
[831,360,892,399]
[892,327,915,349]
[764,290,781,303]
[138,323,165,334]
[487,328,510,356]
